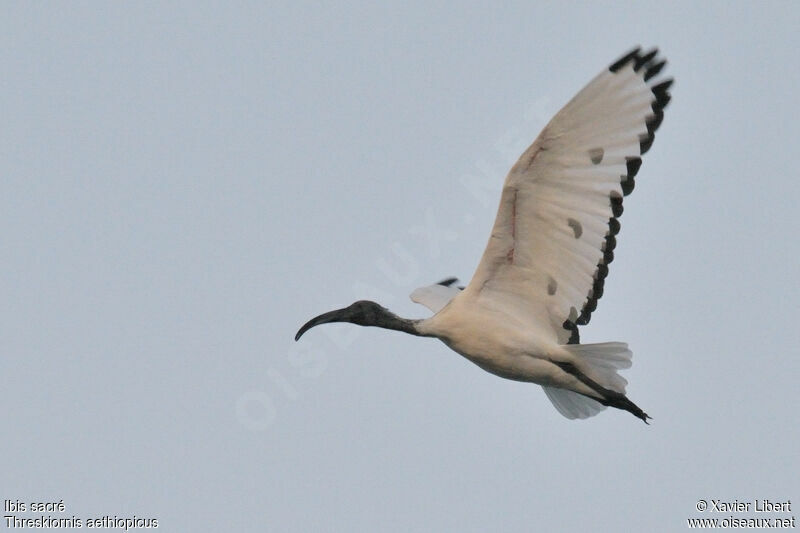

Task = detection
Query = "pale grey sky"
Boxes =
[2,2,798,531]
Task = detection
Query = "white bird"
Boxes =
[296,47,672,423]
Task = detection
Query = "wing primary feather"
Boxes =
[643,60,666,82]
[622,157,642,195]
[652,79,674,107]
[608,47,641,72]
[595,263,609,283]
[639,133,655,154]
[647,107,665,132]
[634,49,658,71]
[578,211,625,327]
[607,217,621,235]
[621,175,635,196]
[603,233,617,254]
[573,54,673,330]
[625,156,643,178]
[610,192,624,217]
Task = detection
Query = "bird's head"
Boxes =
[295,300,392,341]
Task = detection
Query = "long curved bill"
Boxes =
[295,307,349,341]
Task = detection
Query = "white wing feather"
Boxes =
[464,48,672,345]
[542,386,606,419]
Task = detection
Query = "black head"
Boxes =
[295,300,393,341]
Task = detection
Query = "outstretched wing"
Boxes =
[464,47,673,345]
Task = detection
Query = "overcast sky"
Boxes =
[2,2,798,531]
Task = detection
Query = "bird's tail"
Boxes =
[543,342,650,423]
[564,342,632,393]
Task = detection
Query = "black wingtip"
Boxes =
[625,156,642,178]
[652,78,674,94]
[573,47,672,336]
[648,107,664,132]
[436,277,459,287]
[634,48,658,71]
[609,47,641,72]
[610,193,623,217]
[639,133,654,155]
[644,59,666,82]
[620,157,642,196]
[652,79,674,109]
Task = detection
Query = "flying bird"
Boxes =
[296,47,672,423]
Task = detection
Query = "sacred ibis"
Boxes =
[296,47,672,423]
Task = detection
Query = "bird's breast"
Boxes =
[421,304,559,383]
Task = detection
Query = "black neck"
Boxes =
[368,311,422,336]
